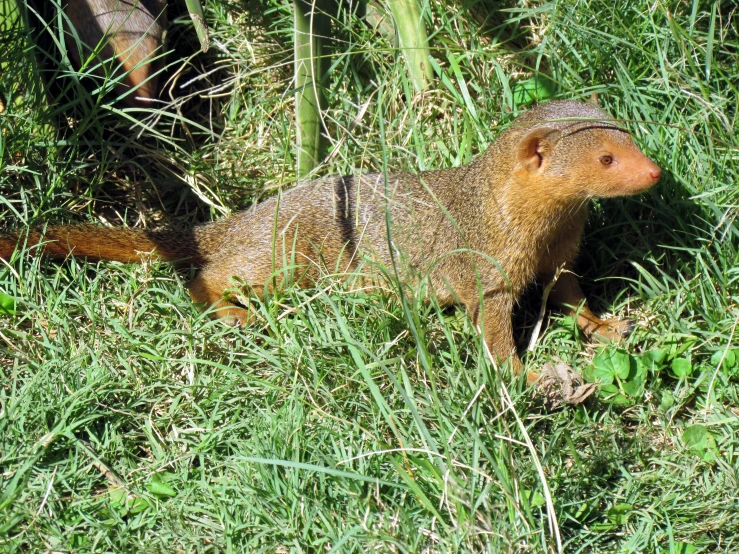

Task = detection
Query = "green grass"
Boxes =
[1,0,738,551]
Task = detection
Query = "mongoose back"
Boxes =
[0,100,661,371]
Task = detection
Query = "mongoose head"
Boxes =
[511,100,662,199]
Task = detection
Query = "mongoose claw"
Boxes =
[622,319,636,336]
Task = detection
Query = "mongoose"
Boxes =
[63,0,167,107]
[0,100,661,371]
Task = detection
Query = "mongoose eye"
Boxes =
[600,155,613,166]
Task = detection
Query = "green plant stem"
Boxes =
[294,0,331,177]
[185,0,210,52]
[386,0,432,91]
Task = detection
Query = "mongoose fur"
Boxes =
[0,100,662,372]
[64,0,167,107]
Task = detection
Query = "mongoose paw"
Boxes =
[526,369,541,386]
[590,317,635,342]
[215,306,251,327]
[507,357,540,385]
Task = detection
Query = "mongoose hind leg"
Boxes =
[187,270,254,326]
[549,272,634,342]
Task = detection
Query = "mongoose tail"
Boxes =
[0,225,203,267]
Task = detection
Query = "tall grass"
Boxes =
[0,0,737,551]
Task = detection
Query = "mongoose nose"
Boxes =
[649,167,662,181]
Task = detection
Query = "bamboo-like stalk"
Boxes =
[0,0,49,114]
[184,0,210,52]
[0,0,21,78]
[386,0,432,91]
[294,0,331,177]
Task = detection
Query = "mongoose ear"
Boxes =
[517,129,554,172]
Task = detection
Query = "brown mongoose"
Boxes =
[0,100,661,372]
[63,0,167,107]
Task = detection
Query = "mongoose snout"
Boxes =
[588,137,662,196]
[0,100,662,375]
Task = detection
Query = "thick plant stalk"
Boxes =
[0,0,48,113]
[185,0,209,52]
[0,0,22,78]
[386,0,432,91]
[294,0,331,177]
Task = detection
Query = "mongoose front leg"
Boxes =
[473,293,527,375]
[187,270,253,326]
[548,271,634,341]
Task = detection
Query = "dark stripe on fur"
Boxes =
[335,175,357,258]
